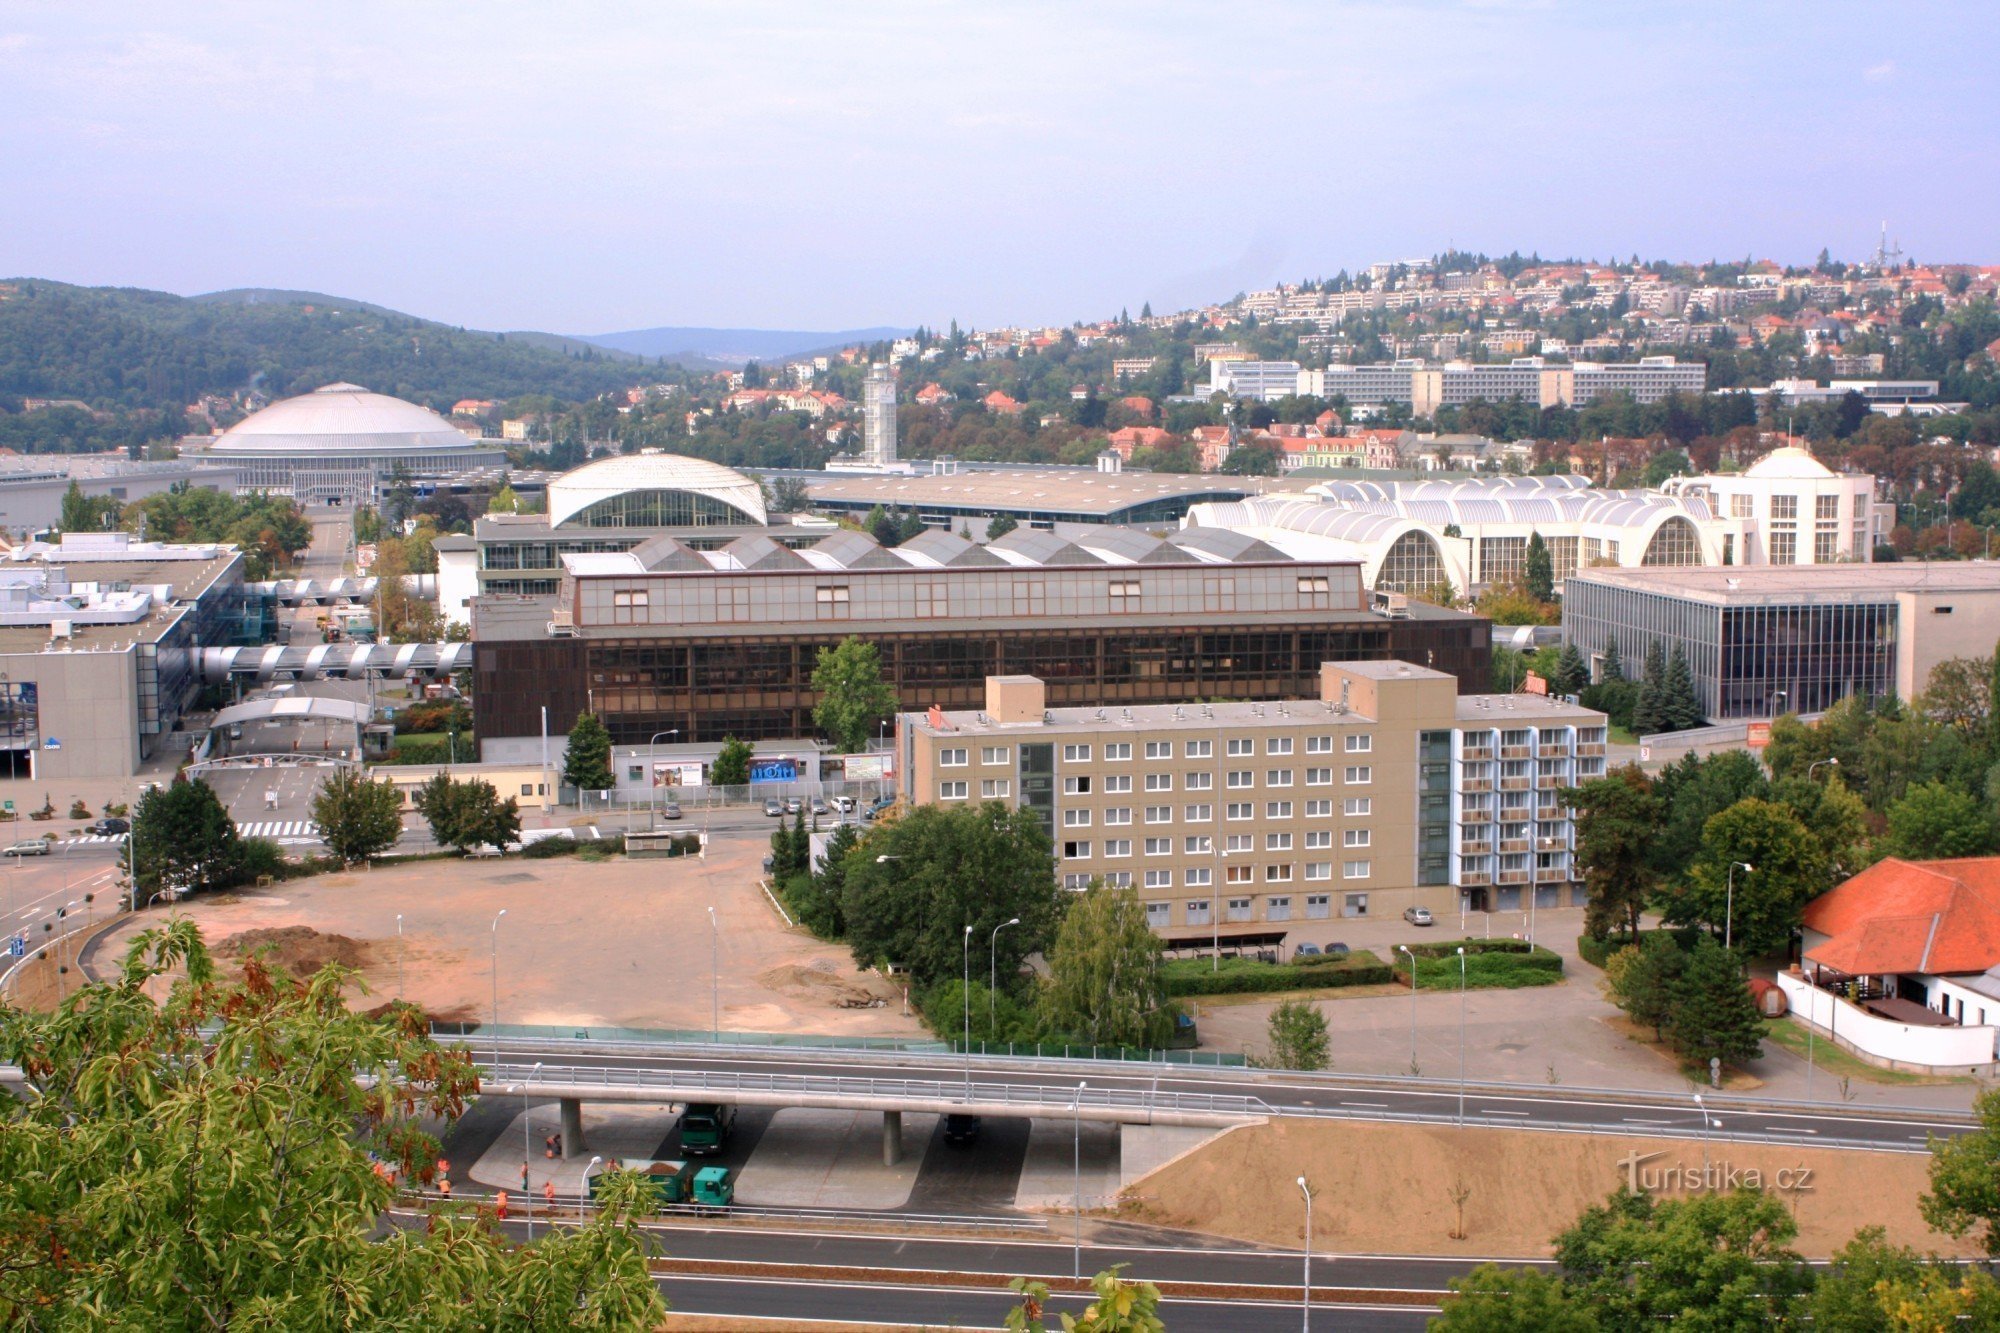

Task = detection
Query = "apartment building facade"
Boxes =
[901,663,1607,950]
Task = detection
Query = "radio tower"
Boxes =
[1871,221,1905,270]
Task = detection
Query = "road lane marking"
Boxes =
[1341,1101,1388,1109]
[1767,1127,1817,1135]
[1622,1117,1672,1125]
[1479,1109,1530,1116]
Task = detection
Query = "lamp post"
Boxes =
[1725,861,1753,952]
[396,913,404,1003]
[539,705,551,814]
[518,1062,543,1241]
[581,1155,602,1221]
[1397,944,1419,1071]
[489,909,506,1069]
[1808,757,1839,782]
[989,917,1020,1039]
[1456,946,1468,1126]
[1693,1093,1712,1173]
[707,905,720,1043]
[962,923,974,1098]
[646,730,681,828]
[1072,1080,1087,1278]
[1297,1176,1314,1332]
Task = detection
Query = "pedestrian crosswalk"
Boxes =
[238,821,320,841]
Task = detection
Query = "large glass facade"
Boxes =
[1374,531,1450,593]
[563,489,762,528]
[1640,517,1702,566]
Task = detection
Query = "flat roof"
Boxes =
[59,554,240,603]
[805,469,1319,517]
[1455,693,1605,723]
[1564,561,2000,605]
[910,695,1386,737]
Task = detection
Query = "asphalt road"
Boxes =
[472,1036,1974,1151]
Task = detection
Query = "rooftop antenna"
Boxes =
[1871,222,1904,270]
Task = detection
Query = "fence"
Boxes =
[435,1021,1241,1065]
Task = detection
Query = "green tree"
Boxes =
[768,475,813,513]
[1552,1186,1811,1329]
[1610,933,1686,1041]
[0,920,667,1327]
[1769,774,1870,887]
[841,802,1060,989]
[1524,530,1554,602]
[1600,632,1625,680]
[1007,1265,1165,1333]
[486,482,520,513]
[1667,936,1764,1068]
[1807,1227,2000,1332]
[793,822,857,937]
[1630,640,1667,735]
[711,735,753,787]
[1490,645,1527,693]
[562,711,614,792]
[811,636,897,753]
[1565,765,1662,940]
[411,773,522,854]
[1650,750,1770,884]
[308,768,405,865]
[1922,1085,2000,1255]
[1432,1264,1601,1332]
[986,512,1018,539]
[1678,798,1825,955]
[129,776,245,902]
[1041,884,1173,1049]
[58,479,123,533]
[1551,642,1589,696]
[1264,997,1330,1071]
[1661,643,1704,731]
[1882,779,1992,860]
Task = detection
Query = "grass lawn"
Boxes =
[1608,723,1640,746]
[1761,1017,1972,1087]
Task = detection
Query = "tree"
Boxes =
[1918,655,1992,738]
[1218,441,1280,475]
[1432,1264,1601,1333]
[486,482,521,514]
[1264,997,1330,1071]
[1809,1227,2000,1332]
[1007,1265,1165,1333]
[711,735,753,787]
[0,921,667,1327]
[1923,1086,2000,1255]
[1524,531,1554,602]
[768,475,813,513]
[840,802,1060,990]
[129,776,244,901]
[1564,766,1661,940]
[411,773,521,854]
[1650,750,1770,884]
[793,822,857,937]
[1041,884,1173,1049]
[562,712,614,792]
[59,480,123,533]
[1883,779,1992,860]
[1610,933,1686,1041]
[1490,646,1527,693]
[811,636,897,754]
[1630,640,1667,735]
[1678,798,1825,956]
[1600,632,1625,680]
[1660,643,1704,730]
[1668,936,1764,1068]
[308,768,405,865]
[1551,642,1589,696]
[986,512,1019,539]
[1552,1187,1811,1328]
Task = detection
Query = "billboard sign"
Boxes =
[1745,721,1772,750]
[749,757,800,785]
[651,761,705,788]
[843,754,891,782]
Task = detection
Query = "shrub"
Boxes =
[1162,952,1391,997]
[1578,927,1699,970]
[1390,940,1564,990]
[521,836,578,859]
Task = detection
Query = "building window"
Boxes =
[1345,734,1372,753]
[940,781,968,800]
[915,582,949,618]
[627,766,644,782]
[1226,770,1253,789]
[1344,892,1370,916]
[1267,895,1293,920]
[1772,495,1798,520]
[814,585,850,619]
[1306,892,1332,916]
[1063,808,1091,827]
[1731,494,1752,519]
[1226,894,1254,917]
[1186,897,1212,922]
[1265,801,1293,819]
[980,779,1011,798]
[1305,830,1332,850]
[1145,805,1172,824]
[1185,739,1213,759]
[1105,839,1131,857]
[1063,841,1091,860]
[1305,799,1333,817]
[1345,766,1372,785]
[1344,797,1372,816]
[1306,863,1333,882]
[1062,776,1092,795]
[1144,837,1171,856]
[1184,805,1212,823]
[1104,807,1132,824]
[1306,735,1332,754]
[981,746,1011,765]
[1109,580,1142,609]
[1226,833,1254,853]
[1103,774,1132,793]
[1186,867,1212,888]
[1266,769,1293,787]
[1375,530,1451,593]
[1306,767,1332,785]
[1185,772,1213,790]
[1146,773,1174,792]
[1769,531,1797,565]
[940,748,968,766]
[1265,865,1293,884]
[1267,737,1293,755]
[1344,828,1371,848]
[1103,871,1132,888]
[1062,873,1091,889]
[1266,832,1293,851]
[1062,744,1092,763]
[1104,742,1132,761]
[1227,802,1253,820]
[1227,738,1254,756]
[1185,835,1212,854]
[1145,740,1174,759]
[1343,859,1372,879]
[1642,517,1702,566]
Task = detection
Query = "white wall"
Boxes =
[1777,970,1996,1070]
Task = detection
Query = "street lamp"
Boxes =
[396,913,404,1002]
[1397,945,1419,1070]
[989,917,1020,1039]
[514,1062,543,1242]
[707,905,720,1043]
[1725,861,1753,952]
[646,730,681,828]
[962,923,974,1097]
[1297,1176,1314,1333]
[1456,946,1468,1126]
[1072,1080,1087,1278]
[489,909,507,1069]
[1808,757,1840,782]
[581,1155,603,1221]
[1693,1094,1716,1173]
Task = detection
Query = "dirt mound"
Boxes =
[218,926,371,977]
[358,1000,478,1024]
[758,963,885,1008]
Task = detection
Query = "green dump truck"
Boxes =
[690,1165,734,1210]
[677,1102,736,1156]
[594,1158,694,1208]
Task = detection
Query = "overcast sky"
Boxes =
[2,3,1994,335]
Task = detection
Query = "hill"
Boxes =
[579,324,912,366]
[0,279,663,413]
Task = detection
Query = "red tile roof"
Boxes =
[1803,857,2000,975]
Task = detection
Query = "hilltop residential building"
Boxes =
[900,663,1606,949]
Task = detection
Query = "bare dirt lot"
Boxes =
[84,836,922,1038]
[1126,1118,1976,1260]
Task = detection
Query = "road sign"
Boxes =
[7,934,23,958]
[2,800,12,812]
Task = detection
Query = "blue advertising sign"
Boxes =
[749,757,799,785]
[7,934,23,959]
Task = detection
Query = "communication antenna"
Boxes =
[1871,222,1904,270]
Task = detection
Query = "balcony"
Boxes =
[1500,745,1531,761]
[1535,867,1571,883]
[1459,841,1492,856]
[1536,776,1566,790]
[1499,777,1531,792]
[1576,743,1607,757]
[1536,836,1570,852]
[1459,746,1493,762]
[1497,870,1531,885]
[1459,873,1491,887]
[1536,744,1569,759]
[1461,779,1492,794]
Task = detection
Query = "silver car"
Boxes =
[3,839,50,857]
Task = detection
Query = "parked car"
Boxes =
[3,839,49,857]
[833,795,857,813]
[1325,942,1351,959]
[90,817,130,836]
[1293,942,1321,959]
[783,797,803,815]
[763,798,784,817]
[660,801,683,820]
[809,798,829,817]
[867,794,897,818]
[943,1114,982,1147]
[1403,906,1434,927]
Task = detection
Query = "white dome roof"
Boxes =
[547,451,767,528]
[211,383,478,455]
[1743,446,1836,481]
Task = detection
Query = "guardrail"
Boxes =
[449,1023,1242,1066]
[390,1190,1048,1233]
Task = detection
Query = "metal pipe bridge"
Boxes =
[200,641,471,683]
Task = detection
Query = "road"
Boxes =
[0,843,122,953]
[469,1035,1974,1151]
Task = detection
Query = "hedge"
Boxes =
[1577,927,1699,970]
[1389,939,1564,990]
[1163,952,1392,997]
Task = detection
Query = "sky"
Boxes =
[1,2,1995,335]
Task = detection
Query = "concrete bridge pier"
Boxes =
[882,1110,902,1166]
[560,1098,588,1156]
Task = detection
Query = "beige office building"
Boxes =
[901,662,1608,950]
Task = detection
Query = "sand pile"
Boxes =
[218,926,371,977]
[759,961,886,1008]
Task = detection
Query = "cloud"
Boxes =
[1863,60,1897,83]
